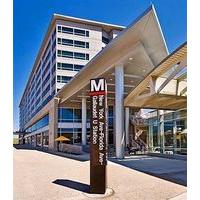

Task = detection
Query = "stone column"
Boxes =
[48,98,59,151]
[82,97,87,145]
[125,107,130,147]
[115,65,125,159]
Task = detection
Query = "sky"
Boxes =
[13,0,187,131]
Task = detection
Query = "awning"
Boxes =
[124,42,187,110]
[55,136,70,142]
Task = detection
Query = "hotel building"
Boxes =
[19,6,187,158]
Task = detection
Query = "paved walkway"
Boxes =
[14,148,186,200]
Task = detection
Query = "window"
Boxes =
[74,29,89,37]
[74,52,89,60]
[51,89,55,96]
[57,25,89,37]
[74,52,85,60]
[63,51,73,58]
[57,63,73,70]
[58,108,73,122]
[35,97,41,106]
[74,109,81,122]
[42,41,51,61]
[42,62,50,78]
[58,128,74,134]
[57,50,73,58]
[74,29,85,36]
[57,38,61,44]
[43,51,51,67]
[42,95,52,107]
[57,75,72,83]
[86,31,89,37]
[35,88,41,98]
[57,50,61,57]
[57,38,89,49]
[57,50,89,60]
[62,27,73,34]
[108,106,114,127]
[52,38,56,51]
[51,77,56,86]
[52,51,56,62]
[86,54,89,60]
[25,114,49,133]
[58,108,82,123]
[74,40,89,48]
[74,64,84,71]
[35,69,41,82]
[62,38,73,46]
[58,26,61,32]
[102,36,109,44]
[74,40,84,48]
[42,84,50,97]
[51,63,56,74]
[31,98,34,105]
[73,130,82,144]
[42,73,50,87]
[57,38,74,46]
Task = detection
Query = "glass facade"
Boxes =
[25,114,49,133]
[23,105,187,156]
[57,106,114,145]
[58,108,83,122]
[147,109,187,155]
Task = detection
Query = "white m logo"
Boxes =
[91,79,105,92]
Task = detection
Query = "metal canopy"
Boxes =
[124,42,187,110]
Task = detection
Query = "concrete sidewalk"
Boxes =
[169,192,187,200]
[14,148,186,200]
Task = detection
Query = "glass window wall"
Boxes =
[147,109,187,155]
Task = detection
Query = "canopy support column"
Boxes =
[115,65,125,159]
[82,97,87,145]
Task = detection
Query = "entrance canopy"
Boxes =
[124,43,187,110]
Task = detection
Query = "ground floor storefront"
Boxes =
[23,106,187,156]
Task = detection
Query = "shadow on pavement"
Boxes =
[52,179,90,193]
[14,144,35,150]
[13,144,89,162]
[109,156,187,186]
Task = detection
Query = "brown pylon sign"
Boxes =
[89,78,108,194]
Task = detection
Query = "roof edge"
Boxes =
[151,4,169,55]
[53,13,125,29]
